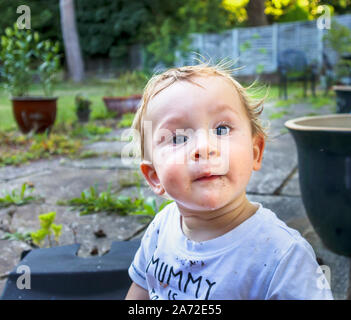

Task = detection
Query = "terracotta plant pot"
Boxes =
[103,94,141,118]
[285,114,351,256]
[12,97,58,134]
[333,85,351,113]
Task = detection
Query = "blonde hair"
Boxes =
[132,59,270,160]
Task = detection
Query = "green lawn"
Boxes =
[0,78,144,131]
[0,79,335,132]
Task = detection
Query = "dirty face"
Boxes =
[140,75,264,212]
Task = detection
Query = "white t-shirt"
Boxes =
[128,202,334,300]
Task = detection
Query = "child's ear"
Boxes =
[252,134,265,171]
[140,161,165,196]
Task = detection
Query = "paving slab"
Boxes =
[0,159,61,183]
[261,102,335,138]
[247,133,297,195]
[82,140,127,155]
[8,203,149,257]
[0,239,32,296]
[60,157,139,170]
[0,167,123,205]
[104,128,128,139]
[281,169,301,196]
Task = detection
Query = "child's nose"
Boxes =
[190,136,220,161]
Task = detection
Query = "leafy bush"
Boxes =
[114,70,149,96]
[324,19,351,84]
[75,94,91,113]
[0,24,60,97]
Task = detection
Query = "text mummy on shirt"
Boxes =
[146,254,216,300]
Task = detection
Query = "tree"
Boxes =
[59,0,84,82]
[246,0,268,26]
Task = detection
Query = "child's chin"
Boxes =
[195,198,224,211]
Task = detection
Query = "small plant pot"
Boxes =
[12,97,58,134]
[76,109,91,123]
[333,85,351,113]
[285,114,351,256]
[103,94,141,118]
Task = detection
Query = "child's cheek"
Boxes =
[161,164,189,199]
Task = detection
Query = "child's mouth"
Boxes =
[195,175,221,182]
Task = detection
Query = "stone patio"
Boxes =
[0,99,349,299]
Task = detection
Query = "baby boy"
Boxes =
[125,62,333,300]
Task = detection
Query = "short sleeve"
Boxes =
[265,240,334,300]
[128,245,148,290]
[127,208,166,291]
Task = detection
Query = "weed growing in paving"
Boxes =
[117,113,135,128]
[30,212,62,248]
[0,183,40,208]
[0,131,82,166]
[58,184,173,217]
[1,231,32,243]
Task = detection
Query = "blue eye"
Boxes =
[215,125,230,135]
[173,135,188,144]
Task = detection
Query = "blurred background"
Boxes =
[1,0,351,79]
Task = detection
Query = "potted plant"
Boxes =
[285,114,351,257]
[323,20,351,113]
[75,94,91,123]
[102,71,148,118]
[0,24,61,133]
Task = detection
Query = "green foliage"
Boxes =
[76,0,148,58]
[28,132,81,157]
[1,231,32,242]
[75,0,234,68]
[0,131,82,167]
[144,19,191,68]
[265,0,321,23]
[75,93,92,112]
[1,0,351,72]
[92,110,118,120]
[30,211,63,247]
[70,122,112,139]
[269,110,289,120]
[117,112,135,128]
[0,183,37,208]
[0,24,60,97]
[323,19,351,83]
[0,0,61,43]
[114,70,149,96]
[60,184,173,217]
[324,19,351,55]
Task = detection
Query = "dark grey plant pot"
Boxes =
[285,114,351,257]
[76,108,91,122]
[333,85,351,113]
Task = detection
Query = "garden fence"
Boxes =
[171,14,351,76]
